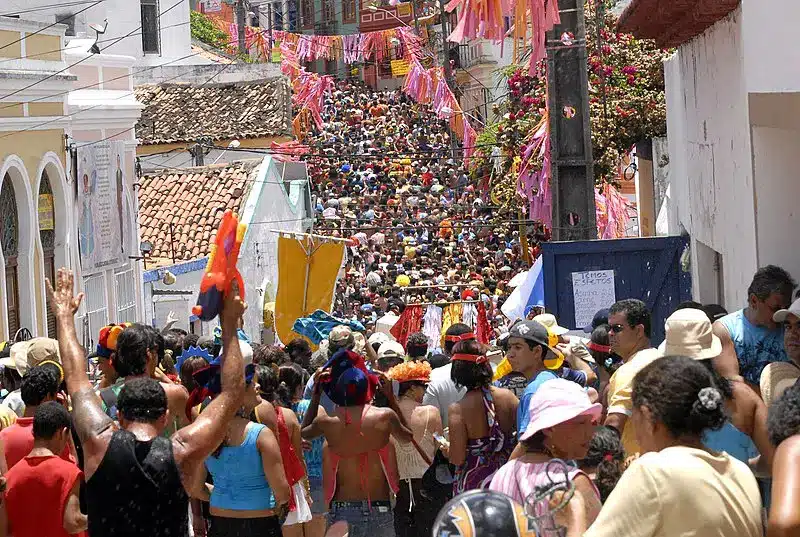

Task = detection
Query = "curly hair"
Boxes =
[768,382,800,447]
[253,345,290,367]
[579,426,625,503]
[632,356,727,439]
[20,365,60,407]
[609,299,652,338]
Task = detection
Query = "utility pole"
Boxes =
[411,0,420,34]
[236,0,247,55]
[438,0,455,91]
[546,0,597,241]
[266,3,274,60]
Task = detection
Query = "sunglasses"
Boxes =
[608,324,628,334]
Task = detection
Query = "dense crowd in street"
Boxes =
[2,82,800,537]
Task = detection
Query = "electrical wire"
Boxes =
[0,0,101,18]
[0,0,184,101]
[0,0,104,52]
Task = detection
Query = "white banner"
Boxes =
[77,141,127,274]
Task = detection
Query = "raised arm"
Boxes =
[46,269,115,462]
[173,285,247,470]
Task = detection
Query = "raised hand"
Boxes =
[45,268,84,319]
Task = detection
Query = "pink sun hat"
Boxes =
[519,378,602,441]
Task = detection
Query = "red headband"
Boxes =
[445,332,476,343]
[451,353,488,364]
[587,342,612,353]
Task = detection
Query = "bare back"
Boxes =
[458,387,517,439]
[320,404,398,501]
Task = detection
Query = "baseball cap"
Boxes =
[519,378,602,441]
[507,320,564,370]
[774,298,800,323]
[4,338,60,376]
[378,341,405,360]
[657,308,722,360]
[329,325,354,344]
[583,308,609,333]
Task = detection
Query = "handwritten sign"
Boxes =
[391,59,410,76]
[571,270,616,329]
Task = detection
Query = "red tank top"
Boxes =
[276,406,306,510]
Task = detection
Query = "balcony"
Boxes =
[359,3,415,32]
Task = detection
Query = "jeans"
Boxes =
[329,500,395,537]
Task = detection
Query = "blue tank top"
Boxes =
[205,422,275,510]
[719,309,787,385]
[293,399,324,479]
[703,421,759,464]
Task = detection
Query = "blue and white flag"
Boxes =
[501,256,544,321]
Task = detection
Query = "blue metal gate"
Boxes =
[542,236,691,345]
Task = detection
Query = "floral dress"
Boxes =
[454,388,515,494]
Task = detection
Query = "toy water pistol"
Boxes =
[192,210,246,321]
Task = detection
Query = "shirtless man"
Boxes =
[47,268,246,537]
[301,349,415,537]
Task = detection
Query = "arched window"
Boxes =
[1,175,20,336]
[39,171,57,337]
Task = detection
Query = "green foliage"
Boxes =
[190,11,229,49]
[473,0,671,211]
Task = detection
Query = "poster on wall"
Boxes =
[38,193,54,230]
[204,0,222,12]
[77,141,127,275]
[571,270,616,329]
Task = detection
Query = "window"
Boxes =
[55,13,77,36]
[82,273,108,347]
[141,0,161,54]
[343,0,357,23]
[322,0,335,23]
[301,0,314,28]
[115,267,137,324]
[0,176,19,337]
[39,172,57,338]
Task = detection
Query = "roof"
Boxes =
[137,160,261,265]
[616,0,739,48]
[135,78,291,145]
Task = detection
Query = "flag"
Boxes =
[501,256,544,321]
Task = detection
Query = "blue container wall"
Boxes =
[542,236,692,345]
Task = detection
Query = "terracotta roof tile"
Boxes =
[135,78,291,145]
[137,160,261,263]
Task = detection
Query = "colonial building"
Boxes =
[0,18,144,343]
[138,157,312,340]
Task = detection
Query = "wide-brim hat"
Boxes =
[9,338,60,376]
[760,362,800,406]
[520,378,602,441]
[658,308,722,360]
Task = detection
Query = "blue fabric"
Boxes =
[719,309,787,385]
[516,370,559,441]
[205,423,275,510]
[703,421,759,464]
[292,310,365,345]
[329,501,394,537]
[558,367,587,387]
[293,399,324,479]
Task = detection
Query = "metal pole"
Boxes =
[411,0,420,33]
[438,0,455,91]
[546,0,597,241]
[267,4,274,60]
[236,0,247,55]
[282,0,290,30]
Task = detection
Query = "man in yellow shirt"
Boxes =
[604,299,660,456]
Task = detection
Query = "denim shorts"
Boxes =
[309,476,327,515]
[329,500,395,537]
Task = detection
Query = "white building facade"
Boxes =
[623,1,800,308]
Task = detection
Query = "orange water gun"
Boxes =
[192,210,247,321]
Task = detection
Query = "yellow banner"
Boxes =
[38,193,54,230]
[274,236,345,346]
[391,59,410,76]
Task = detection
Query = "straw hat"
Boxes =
[658,308,722,360]
[760,362,800,406]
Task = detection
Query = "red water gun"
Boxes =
[192,210,246,321]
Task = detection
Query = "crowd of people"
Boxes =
[1,81,800,537]
[304,79,545,338]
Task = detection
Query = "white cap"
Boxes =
[377,341,405,360]
[774,298,800,323]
